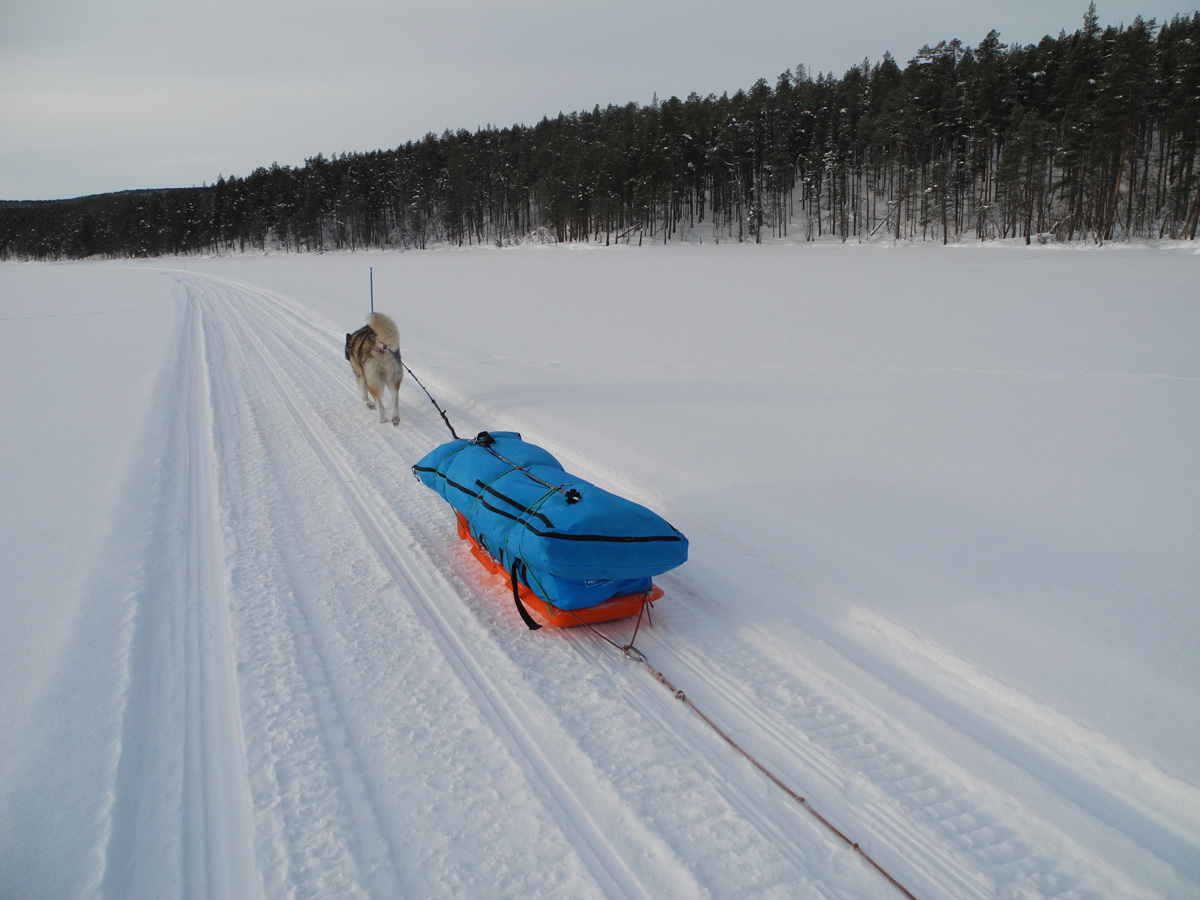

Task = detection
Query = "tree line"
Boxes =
[3,6,1197,260]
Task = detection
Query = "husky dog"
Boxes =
[345,312,404,426]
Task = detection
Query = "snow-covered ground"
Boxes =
[1,240,1197,900]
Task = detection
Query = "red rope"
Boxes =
[631,653,920,900]
[567,599,918,897]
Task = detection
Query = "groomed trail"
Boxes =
[93,269,1195,900]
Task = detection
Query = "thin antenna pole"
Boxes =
[369,266,374,313]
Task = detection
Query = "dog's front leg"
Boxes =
[359,374,374,409]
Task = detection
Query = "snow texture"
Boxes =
[1,240,1197,900]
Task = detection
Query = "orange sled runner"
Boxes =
[455,512,663,628]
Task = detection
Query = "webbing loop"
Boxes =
[507,559,543,631]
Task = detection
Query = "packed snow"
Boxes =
[1,240,1197,900]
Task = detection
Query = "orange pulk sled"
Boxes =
[414,431,687,630]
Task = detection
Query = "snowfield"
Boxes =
[1,241,1197,900]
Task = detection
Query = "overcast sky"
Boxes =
[1,0,1193,201]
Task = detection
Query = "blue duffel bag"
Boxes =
[413,432,688,610]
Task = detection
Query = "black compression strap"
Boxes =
[508,560,543,631]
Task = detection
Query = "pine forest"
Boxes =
[2,6,1197,260]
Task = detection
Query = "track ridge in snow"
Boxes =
[657,501,1197,893]
[630,561,1187,899]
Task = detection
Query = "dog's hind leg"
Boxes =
[359,374,375,409]
[369,383,387,422]
[388,383,400,427]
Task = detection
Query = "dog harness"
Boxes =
[376,340,401,362]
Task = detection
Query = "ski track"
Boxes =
[102,285,262,900]
[113,268,1196,900]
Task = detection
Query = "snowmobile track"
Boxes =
[198,275,698,899]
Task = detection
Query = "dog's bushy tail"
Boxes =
[367,312,399,349]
